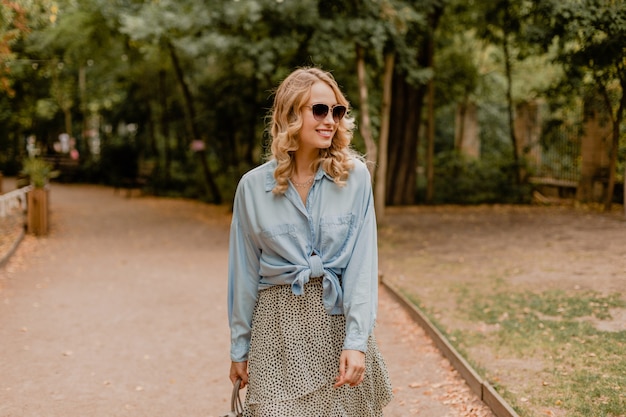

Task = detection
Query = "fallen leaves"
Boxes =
[379,287,497,417]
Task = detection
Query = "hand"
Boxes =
[334,350,365,388]
[230,360,249,388]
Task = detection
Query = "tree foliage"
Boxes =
[0,0,624,209]
[532,0,626,209]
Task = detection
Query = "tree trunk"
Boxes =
[78,65,87,154]
[168,42,197,141]
[356,44,377,178]
[385,3,444,205]
[374,52,395,223]
[603,123,618,211]
[158,69,170,182]
[63,108,72,140]
[455,95,469,150]
[502,29,521,185]
[386,74,425,205]
[601,80,626,211]
[167,41,222,204]
[425,31,436,204]
[245,75,259,167]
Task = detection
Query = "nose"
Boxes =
[323,109,335,124]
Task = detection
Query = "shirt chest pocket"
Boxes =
[318,214,356,256]
[260,223,307,255]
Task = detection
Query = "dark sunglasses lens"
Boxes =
[332,106,346,122]
[311,104,346,122]
[312,104,329,121]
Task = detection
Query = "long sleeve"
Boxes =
[340,173,378,353]
[227,185,261,362]
[226,159,379,358]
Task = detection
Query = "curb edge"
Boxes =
[381,279,520,417]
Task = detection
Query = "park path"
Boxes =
[0,182,493,417]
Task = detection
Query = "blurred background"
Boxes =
[0,0,624,210]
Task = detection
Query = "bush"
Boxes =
[429,151,532,204]
[20,157,59,188]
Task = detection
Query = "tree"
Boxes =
[319,0,422,218]
[386,1,443,205]
[119,0,224,203]
[535,0,626,210]
[2,1,58,95]
[0,0,28,95]
[6,0,616,209]
[469,0,542,186]
[374,52,395,219]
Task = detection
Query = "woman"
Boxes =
[228,67,392,416]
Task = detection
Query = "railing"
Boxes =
[0,185,32,218]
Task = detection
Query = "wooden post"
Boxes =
[27,187,49,236]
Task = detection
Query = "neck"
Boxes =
[292,149,317,178]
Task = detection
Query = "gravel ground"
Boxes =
[0,181,494,417]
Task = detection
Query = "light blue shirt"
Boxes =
[228,158,379,362]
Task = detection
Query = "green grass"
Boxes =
[407,286,626,416]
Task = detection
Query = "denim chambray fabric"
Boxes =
[228,158,378,362]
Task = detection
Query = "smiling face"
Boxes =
[297,81,340,154]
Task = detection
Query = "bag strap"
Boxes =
[231,378,243,414]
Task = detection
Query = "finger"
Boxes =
[238,370,249,388]
[336,369,364,388]
[230,362,249,388]
[334,375,347,388]
[350,372,366,387]
[345,366,358,384]
[348,369,363,386]
[338,354,347,378]
[229,371,238,385]
[347,360,365,383]
[334,355,347,386]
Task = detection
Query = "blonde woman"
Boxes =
[228,67,392,416]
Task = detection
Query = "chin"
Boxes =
[318,138,334,148]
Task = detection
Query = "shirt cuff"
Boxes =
[342,332,368,353]
[230,342,250,362]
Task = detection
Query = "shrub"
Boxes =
[429,150,532,204]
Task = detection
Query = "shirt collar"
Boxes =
[264,160,333,192]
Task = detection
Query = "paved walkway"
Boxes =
[0,182,493,417]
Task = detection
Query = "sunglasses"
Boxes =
[305,103,347,123]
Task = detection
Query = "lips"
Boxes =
[317,129,333,138]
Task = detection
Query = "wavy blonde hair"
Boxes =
[268,67,358,195]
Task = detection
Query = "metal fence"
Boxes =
[530,127,582,184]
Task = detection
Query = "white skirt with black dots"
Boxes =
[244,278,393,417]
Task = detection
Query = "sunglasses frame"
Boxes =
[304,103,347,123]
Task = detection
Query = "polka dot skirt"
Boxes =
[244,278,393,417]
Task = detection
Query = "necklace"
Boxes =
[291,176,315,188]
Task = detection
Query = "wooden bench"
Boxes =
[529,176,578,200]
